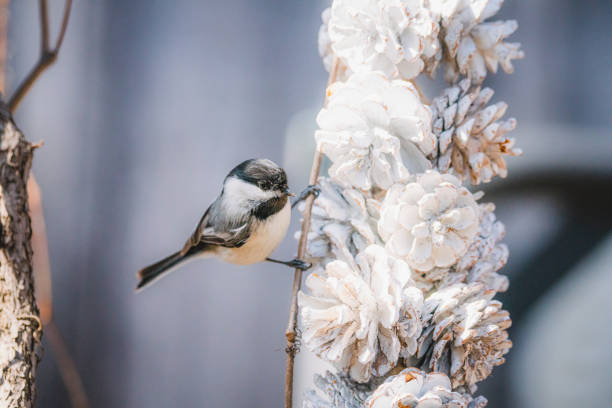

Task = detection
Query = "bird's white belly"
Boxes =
[219,201,291,265]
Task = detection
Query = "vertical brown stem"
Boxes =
[284,57,341,408]
[28,174,53,325]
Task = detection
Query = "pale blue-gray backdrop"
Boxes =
[6,0,612,407]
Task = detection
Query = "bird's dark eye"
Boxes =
[259,182,270,190]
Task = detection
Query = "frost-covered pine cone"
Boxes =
[459,202,509,292]
[318,8,351,81]
[303,371,379,408]
[413,202,509,293]
[366,367,488,408]
[378,170,480,273]
[318,8,334,74]
[417,283,512,392]
[323,0,441,80]
[429,0,524,83]
[302,178,381,264]
[299,245,424,383]
[431,79,521,185]
[316,72,435,191]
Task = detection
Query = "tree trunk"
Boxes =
[0,101,40,407]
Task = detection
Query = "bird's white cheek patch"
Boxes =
[224,177,278,204]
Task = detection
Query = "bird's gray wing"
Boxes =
[180,200,251,256]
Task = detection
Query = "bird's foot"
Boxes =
[286,258,312,271]
[266,257,312,271]
[292,184,321,209]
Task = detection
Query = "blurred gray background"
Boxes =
[5,0,612,407]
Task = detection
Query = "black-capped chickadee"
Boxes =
[136,158,317,290]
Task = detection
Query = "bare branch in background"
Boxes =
[0,1,88,406]
[284,57,341,408]
[7,0,72,113]
[28,176,90,408]
[28,175,52,324]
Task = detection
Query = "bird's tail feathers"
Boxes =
[136,251,189,291]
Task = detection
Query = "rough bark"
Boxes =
[0,102,40,407]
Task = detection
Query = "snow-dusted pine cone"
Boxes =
[429,0,524,83]
[318,8,334,74]
[316,72,435,191]
[299,245,424,383]
[413,202,509,293]
[318,8,351,81]
[459,202,509,292]
[324,0,441,80]
[431,79,521,185]
[378,170,480,273]
[303,371,378,408]
[417,283,512,392]
[302,178,381,265]
[366,367,488,408]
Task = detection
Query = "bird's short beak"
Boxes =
[286,188,295,197]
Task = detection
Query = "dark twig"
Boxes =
[284,57,341,408]
[7,0,72,113]
[39,0,50,50]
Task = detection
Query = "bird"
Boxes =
[136,158,318,291]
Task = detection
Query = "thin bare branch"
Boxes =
[7,0,73,113]
[284,57,341,408]
[54,0,72,52]
[39,0,50,50]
